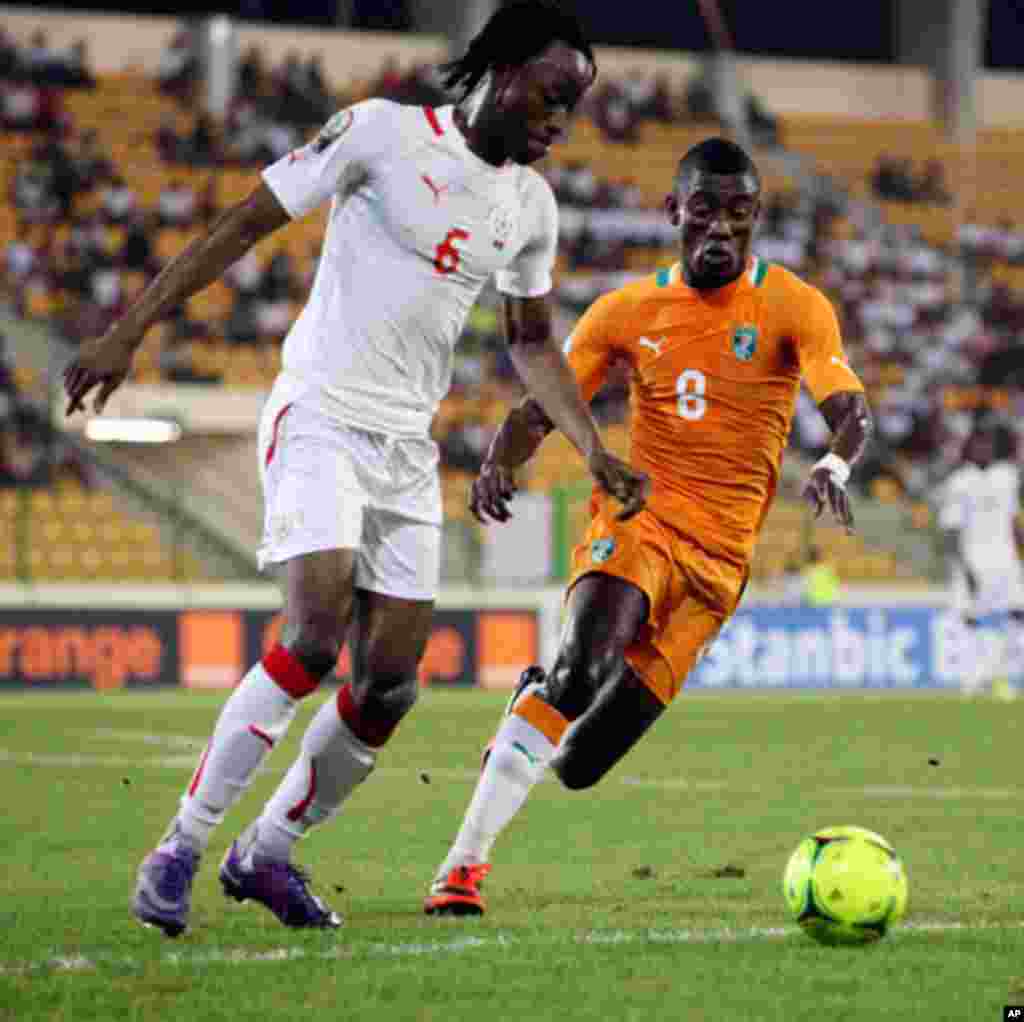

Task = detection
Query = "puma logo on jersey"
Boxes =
[639,336,665,356]
[422,174,449,204]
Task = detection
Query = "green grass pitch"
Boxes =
[0,687,1022,1021]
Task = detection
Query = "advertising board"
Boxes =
[0,606,538,691]
[691,607,1009,689]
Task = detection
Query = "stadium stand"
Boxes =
[0,481,215,582]
[5,21,1019,586]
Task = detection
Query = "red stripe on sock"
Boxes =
[248,725,274,748]
[336,681,359,733]
[423,106,443,136]
[262,643,319,698]
[336,682,397,748]
[187,743,210,797]
[285,761,317,822]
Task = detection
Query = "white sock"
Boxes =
[170,662,298,852]
[250,693,376,863]
[435,715,555,881]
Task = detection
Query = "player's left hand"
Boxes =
[470,460,518,524]
[803,466,854,533]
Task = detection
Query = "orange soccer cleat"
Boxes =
[423,863,492,916]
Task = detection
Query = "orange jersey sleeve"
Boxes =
[561,290,624,403]
[785,279,864,403]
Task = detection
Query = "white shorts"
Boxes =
[257,397,442,601]
[952,557,1024,619]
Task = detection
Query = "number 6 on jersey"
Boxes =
[434,229,470,275]
[676,369,707,420]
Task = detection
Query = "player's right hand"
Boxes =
[470,459,518,524]
[63,326,140,416]
[587,448,649,521]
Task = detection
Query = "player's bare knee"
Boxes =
[343,674,419,747]
[545,661,591,720]
[551,663,661,792]
[280,634,339,684]
[353,645,423,717]
[547,643,621,720]
[551,747,605,791]
[281,615,343,680]
[354,673,419,719]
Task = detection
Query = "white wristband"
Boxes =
[813,452,851,487]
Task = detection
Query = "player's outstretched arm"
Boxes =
[64,182,290,415]
[802,390,873,532]
[501,295,648,520]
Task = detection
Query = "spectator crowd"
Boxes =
[3,20,1024,511]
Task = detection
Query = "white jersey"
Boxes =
[938,460,1021,571]
[261,99,558,436]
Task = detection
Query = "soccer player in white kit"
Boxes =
[63,1,649,936]
[937,418,1024,694]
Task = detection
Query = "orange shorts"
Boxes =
[568,494,747,705]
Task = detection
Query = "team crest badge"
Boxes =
[590,538,615,564]
[312,108,354,153]
[488,204,516,250]
[732,326,758,362]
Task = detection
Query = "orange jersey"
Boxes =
[564,256,863,566]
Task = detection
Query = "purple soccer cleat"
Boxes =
[132,844,200,938]
[219,840,342,929]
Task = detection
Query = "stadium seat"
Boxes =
[40,519,66,545]
[29,491,54,515]
[86,492,115,516]
[0,473,220,581]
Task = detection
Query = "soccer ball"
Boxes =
[783,825,908,946]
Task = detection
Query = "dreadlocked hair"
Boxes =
[439,1,595,100]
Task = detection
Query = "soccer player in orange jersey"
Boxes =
[425,137,873,915]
